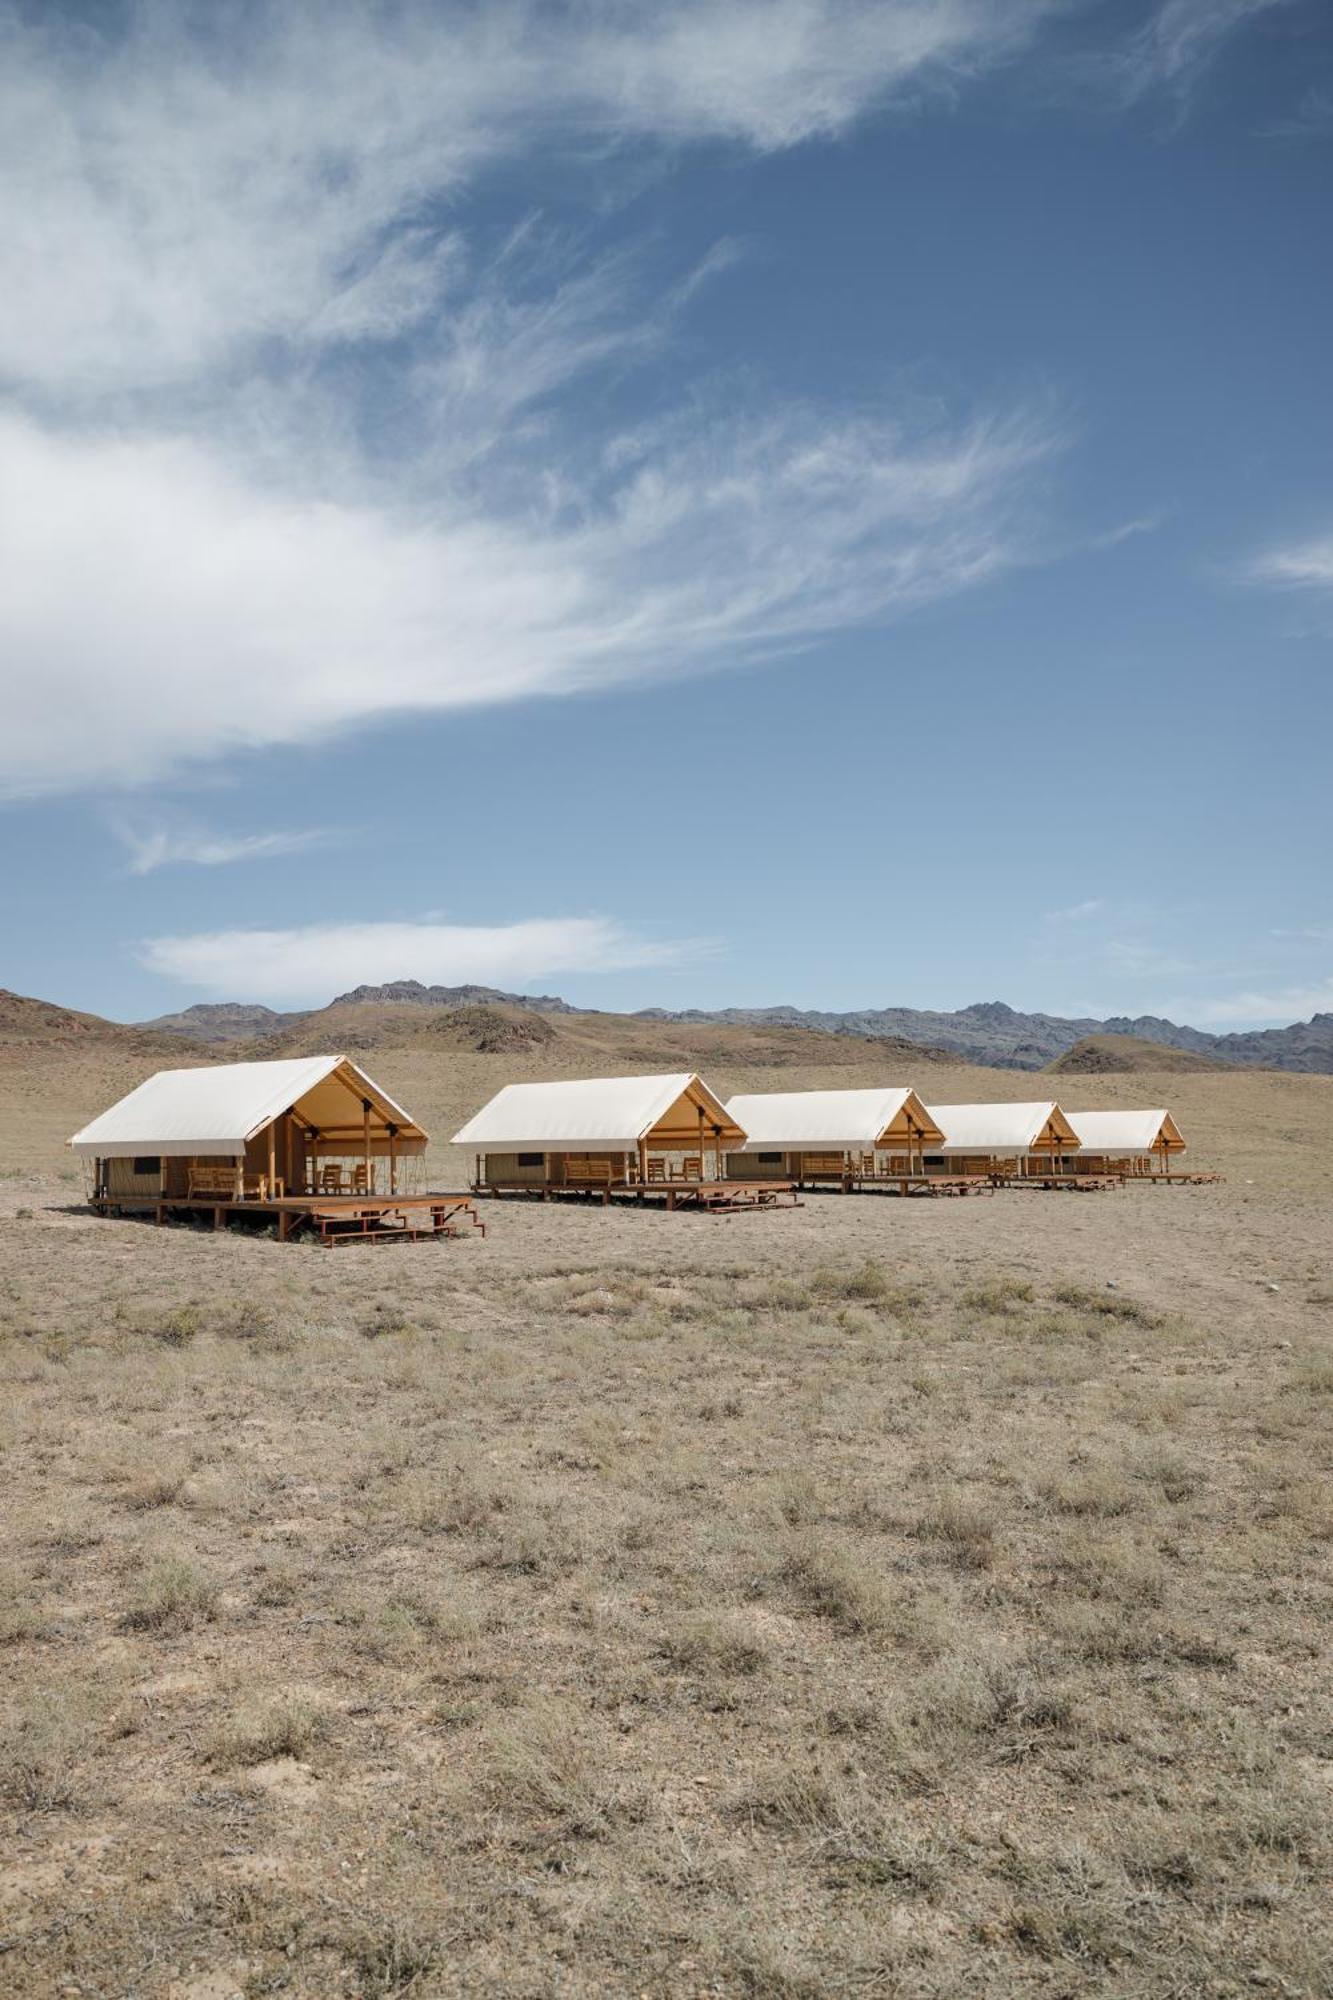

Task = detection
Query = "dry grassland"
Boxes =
[1,1055,1331,1997]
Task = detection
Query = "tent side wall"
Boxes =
[726,1149,792,1179]
[479,1151,555,1189]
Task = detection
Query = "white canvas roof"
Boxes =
[1066,1109,1182,1155]
[452,1073,741,1152]
[925,1101,1075,1155]
[69,1056,424,1159]
[724,1087,938,1152]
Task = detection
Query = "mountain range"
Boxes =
[132,983,1333,1073]
[631,998,1333,1072]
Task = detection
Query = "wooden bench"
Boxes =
[187,1165,277,1202]
[561,1157,615,1187]
[799,1153,848,1179]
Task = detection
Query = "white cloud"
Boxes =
[139,915,708,1005]
[115,822,331,875]
[0,1,1051,396]
[1119,0,1293,103]
[0,2,1073,801]
[1044,898,1105,922]
[1104,938,1199,980]
[0,401,1061,798]
[1184,977,1333,1025]
[1250,533,1333,590]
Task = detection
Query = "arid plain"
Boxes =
[2,1025,1331,1997]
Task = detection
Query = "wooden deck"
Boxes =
[93,1191,484,1246]
[787,1171,995,1197]
[477,1179,801,1213]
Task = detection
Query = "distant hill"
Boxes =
[328,980,575,1014]
[0,988,206,1059]
[119,982,1333,1075]
[1047,1034,1233,1076]
[137,1001,302,1042]
[635,999,1333,1074]
[139,982,576,1042]
[240,995,957,1074]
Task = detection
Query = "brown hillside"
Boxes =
[244,998,957,1075]
[1048,1033,1233,1076]
[0,987,210,1059]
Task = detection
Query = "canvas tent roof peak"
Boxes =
[724,1087,942,1152]
[1066,1108,1184,1155]
[452,1073,745,1152]
[924,1101,1077,1154]
[69,1055,426,1159]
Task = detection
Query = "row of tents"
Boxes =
[68,1057,1187,1217]
[451,1075,1187,1189]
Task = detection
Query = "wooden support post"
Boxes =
[698,1104,707,1181]
[284,1113,293,1195]
[233,1157,243,1202]
[363,1099,372,1194]
[638,1138,647,1185]
[267,1120,277,1200]
[389,1125,397,1196]
[277,1210,290,1243]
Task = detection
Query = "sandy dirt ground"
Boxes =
[1,1050,1330,1997]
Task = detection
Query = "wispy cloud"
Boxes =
[1183,976,1333,1025]
[0,2,1053,397]
[1249,532,1333,590]
[0,401,1063,798]
[139,915,711,1006]
[116,822,331,875]
[1259,85,1333,140]
[1044,898,1105,923]
[1104,938,1199,980]
[0,1,1073,802]
[1117,0,1295,107]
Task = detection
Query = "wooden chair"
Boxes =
[644,1157,666,1182]
[319,1163,346,1196]
[349,1163,371,1196]
[671,1155,703,1182]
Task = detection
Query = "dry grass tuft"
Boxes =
[207,1688,332,1767]
[120,1553,219,1633]
[781,1532,894,1634]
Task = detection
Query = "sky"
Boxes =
[1,0,1330,1029]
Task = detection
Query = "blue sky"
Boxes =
[1,0,1330,1028]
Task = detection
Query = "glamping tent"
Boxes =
[452,1073,747,1194]
[1066,1108,1186,1177]
[722,1087,943,1183]
[70,1055,428,1208]
[922,1101,1079,1177]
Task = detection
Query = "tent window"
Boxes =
[757,1152,783,1165]
[517,1153,544,1168]
[133,1156,161,1177]
[924,1155,945,1167]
